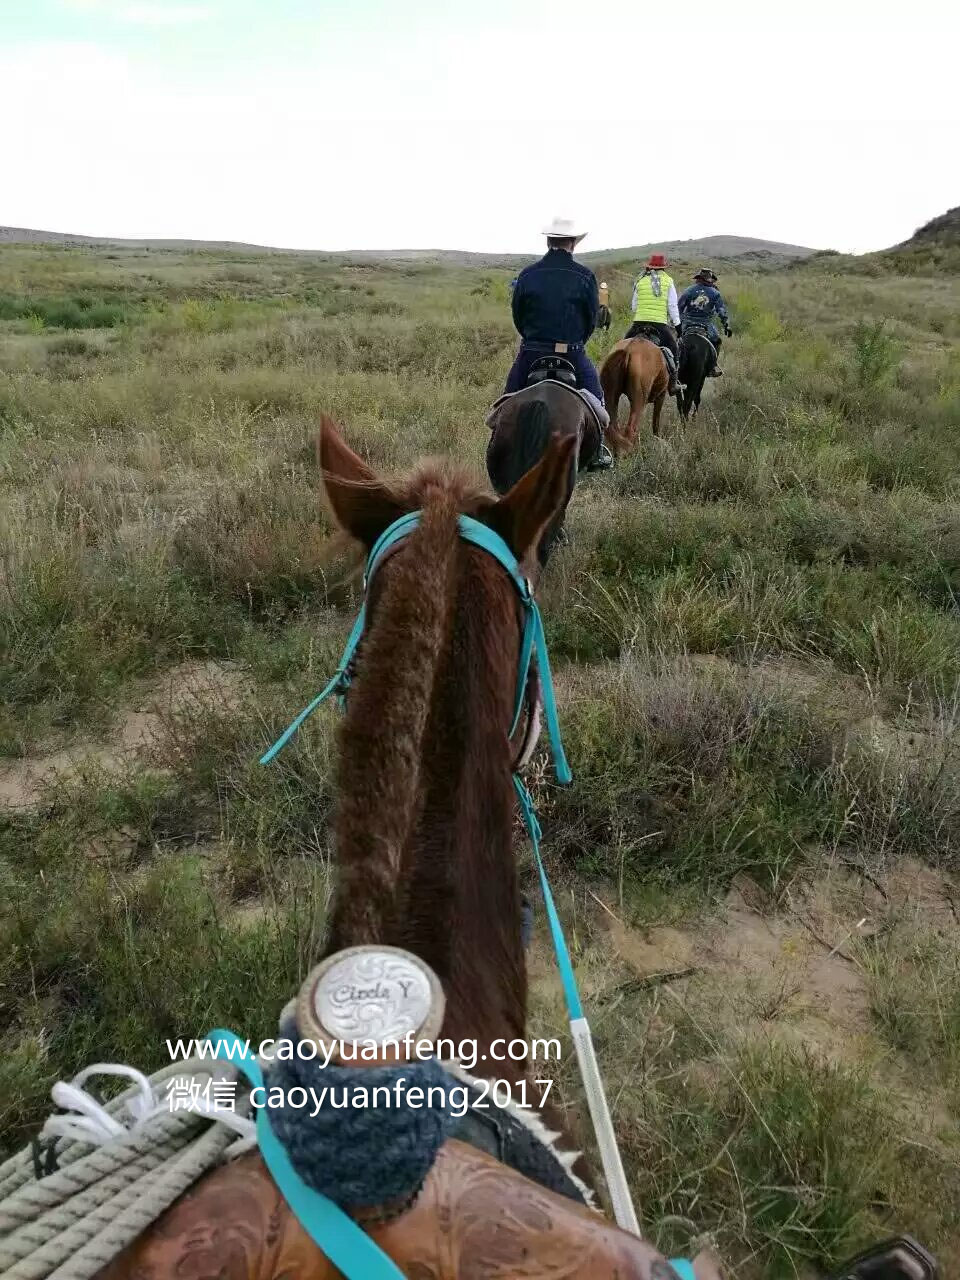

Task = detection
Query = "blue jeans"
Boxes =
[505,343,604,404]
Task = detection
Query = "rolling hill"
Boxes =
[0,225,818,269]
[896,205,960,249]
[798,205,960,276]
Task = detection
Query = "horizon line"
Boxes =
[0,224,841,258]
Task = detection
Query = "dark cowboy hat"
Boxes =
[694,266,718,282]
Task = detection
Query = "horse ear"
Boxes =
[317,418,406,549]
[487,434,577,565]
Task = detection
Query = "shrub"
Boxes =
[46,335,95,357]
[731,288,784,341]
[0,292,128,329]
[851,319,901,387]
[172,471,346,619]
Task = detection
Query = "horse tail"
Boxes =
[490,398,554,493]
[600,345,629,417]
[682,332,712,418]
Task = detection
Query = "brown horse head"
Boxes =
[317,418,576,1062]
[95,421,726,1279]
[600,340,670,449]
[485,383,597,566]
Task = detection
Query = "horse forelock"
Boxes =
[396,458,490,517]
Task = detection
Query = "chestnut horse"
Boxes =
[600,339,670,449]
[94,423,721,1280]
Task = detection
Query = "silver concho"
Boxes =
[297,946,445,1056]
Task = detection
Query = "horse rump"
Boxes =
[678,329,716,419]
[486,398,553,495]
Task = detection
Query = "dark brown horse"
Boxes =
[676,329,717,421]
[486,381,602,565]
[97,422,721,1280]
[600,339,670,448]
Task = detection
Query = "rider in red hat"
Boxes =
[624,252,681,391]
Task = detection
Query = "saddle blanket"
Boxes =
[682,326,718,356]
[486,381,610,433]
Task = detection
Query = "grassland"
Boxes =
[1,240,959,1278]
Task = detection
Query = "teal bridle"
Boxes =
[260,510,579,1013]
[260,511,571,790]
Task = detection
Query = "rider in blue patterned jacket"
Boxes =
[678,268,732,376]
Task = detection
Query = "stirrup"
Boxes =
[586,442,614,471]
[828,1235,938,1279]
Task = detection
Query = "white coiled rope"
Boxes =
[0,1059,255,1280]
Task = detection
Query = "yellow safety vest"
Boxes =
[632,271,674,323]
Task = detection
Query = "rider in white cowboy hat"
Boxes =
[540,216,587,243]
[504,216,605,404]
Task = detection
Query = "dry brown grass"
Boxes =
[1,241,959,1274]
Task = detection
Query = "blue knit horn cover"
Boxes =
[264,1021,459,1209]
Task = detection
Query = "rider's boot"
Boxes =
[664,350,680,395]
[587,433,615,470]
[829,1235,938,1279]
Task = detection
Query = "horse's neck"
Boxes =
[326,519,526,1063]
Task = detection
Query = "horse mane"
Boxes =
[323,461,526,1048]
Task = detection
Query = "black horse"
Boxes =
[676,327,717,421]
[486,380,603,566]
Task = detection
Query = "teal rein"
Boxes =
[512,775,582,1020]
[205,1029,408,1280]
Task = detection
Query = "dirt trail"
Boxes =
[586,858,959,1105]
[0,660,246,809]
[591,875,872,1055]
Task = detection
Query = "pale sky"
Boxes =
[2,0,957,255]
